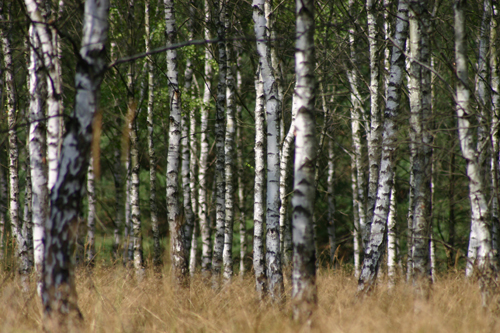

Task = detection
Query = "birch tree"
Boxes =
[454,0,496,279]
[366,0,382,229]
[199,0,213,276]
[28,24,48,295]
[291,0,317,320]
[253,0,283,301]
[165,0,188,286]
[408,0,432,296]
[358,0,408,293]
[181,1,195,260]
[145,0,161,270]
[212,0,226,289]
[41,0,109,325]
[86,159,96,266]
[223,3,236,283]
[347,0,368,257]
[253,68,267,297]
[24,0,63,193]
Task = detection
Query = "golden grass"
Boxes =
[1,265,499,332]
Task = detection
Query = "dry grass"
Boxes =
[1,265,499,332]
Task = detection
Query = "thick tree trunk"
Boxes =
[0,163,5,262]
[358,0,408,293]
[253,68,267,298]
[454,0,496,279]
[28,25,48,296]
[253,0,283,301]
[24,0,63,194]
[165,0,188,287]
[212,0,226,290]
[21,155,34,291]
[199,0,213,275]
[292,0,317,320]
[408,0,432,296]
[352,157,361,277]
[41,0,109,325]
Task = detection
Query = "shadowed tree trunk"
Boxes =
[41,0,109,327]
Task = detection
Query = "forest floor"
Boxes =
[1,263,499,332]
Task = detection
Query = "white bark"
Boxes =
[199,0,213,275]
[165,0,188,286]
[366,0,382,229]
[358,0,408,293]
[347,0,368,252]
[253,68,267,297]
[24,0,63,194]
[327,138,336,265]
[280,90,297,268]
[86,158,96,266]
[28,25,48,296]
[292,0,317,320]
[387,182,397,288]
[253,0,283,301]
[491,2,500,258]
[454,0,496,277]
[42,0,109,323]
[223,8,236,283]
[236,47,246,276]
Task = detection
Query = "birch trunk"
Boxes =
[165,0,188,286]
[352,157,361,277]
[490,2,500,258]
[454,0,496,278]
[199,0,213,275]
[181,2,195,259]
[1,0,27,278]
[292,0,317,320]
[358,0,408,293]
[223,7,236,283]
[145,0,161,270]
[189,3,199,275]
[21,156,34,290]
[253,0,283,301]
[409,0,432,296]
[348,0,368,252]
[366,0,382,228]
[236,47,246,276]
[41,0,109,325]
[253,68,267,297]
[123,152,133,265]
[212,0,226,289]
[24,0,63,194]
[280,90,297,268]
[86,158,96,266]
[387,182,397,288]
[28,25,48,296]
